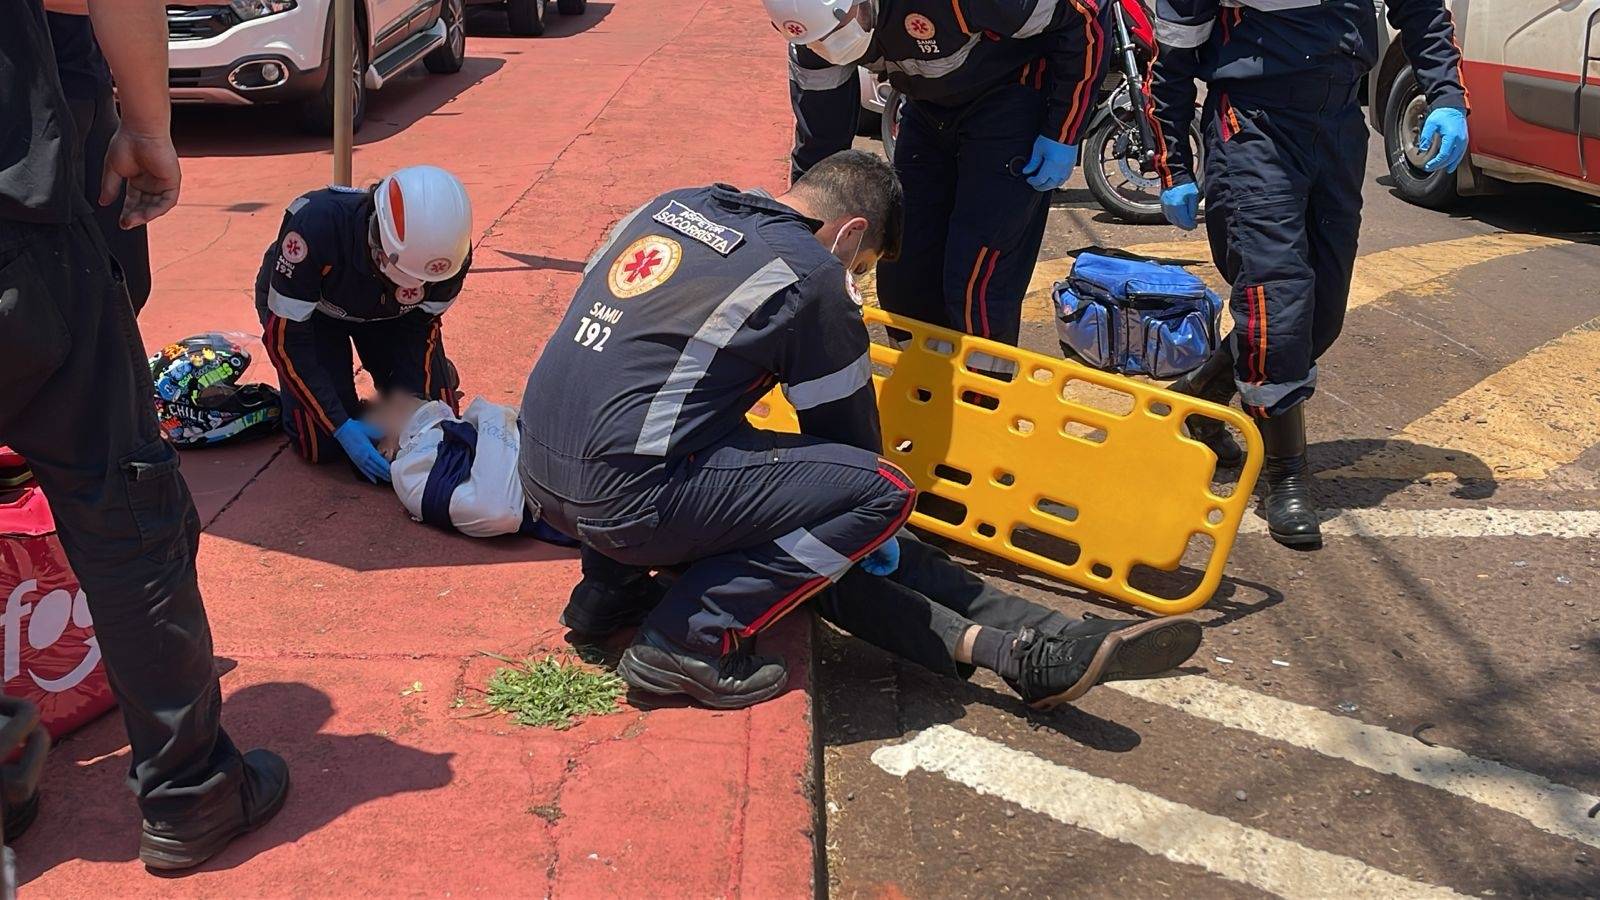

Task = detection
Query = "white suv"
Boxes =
[167,0,468,133]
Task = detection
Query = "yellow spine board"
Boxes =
[750,308,1262,615]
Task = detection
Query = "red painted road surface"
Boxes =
[20,2,817,895]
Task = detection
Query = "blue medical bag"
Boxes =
[1052,250,1222,379]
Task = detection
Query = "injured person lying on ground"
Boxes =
[570,532,1203,710]
[364,390,575,545]
[515,148,1201,710]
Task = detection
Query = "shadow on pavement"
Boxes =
[1312,437,1498,502]
[16,681,455,885]
[466,2,615,39]
[473,247,587,274]
[1379,176,1600,237]
[172,56,506,159]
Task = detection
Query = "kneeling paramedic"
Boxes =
[765,0,1105,361]
[255,165,473,483]
[1146,0,1467,548]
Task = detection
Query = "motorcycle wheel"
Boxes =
[1083,115,1203,225]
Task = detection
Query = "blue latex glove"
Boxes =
[1160,182,1200,231]
[334,419,391,483]
[860,537,901,576]
[1418,107,1468,173]
[1020,136,1078,192]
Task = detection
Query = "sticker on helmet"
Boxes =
[608,236,682,300]
[425,257,453,277]
[396,285,425,305]
[781,19,806,37]
[281,231,309,264]
[905,13,935,39]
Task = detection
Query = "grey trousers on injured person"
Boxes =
[812,532,1075,679]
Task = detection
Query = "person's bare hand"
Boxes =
[100,127,181,228]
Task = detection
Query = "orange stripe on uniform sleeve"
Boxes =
[951,0,971,34]
[1056,0,1104,143]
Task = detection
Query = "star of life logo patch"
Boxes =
[607,235,682,300]
[395,285,424,305]
[280,231,309,264]
[651,201,746,256]
[781,19,806,37]
[425,257,453,277]
[905,13,935,39]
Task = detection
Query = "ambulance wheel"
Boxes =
[508,0,547,36]
[557,0,586,14]
[1384,65,1458,210]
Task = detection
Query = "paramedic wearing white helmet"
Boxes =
[254,165,474,483]
[766,0,1105,355]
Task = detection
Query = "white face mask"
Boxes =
[829,224,868,306]
[809,2,873,65]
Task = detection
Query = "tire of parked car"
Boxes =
[508,0,547,36]
[1383,64,1458,210]
[299,18,367,135]
[557,0,586,14]
[425,0,468,73]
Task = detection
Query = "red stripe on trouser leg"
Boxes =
[735,465,917,640]
[1255,284,1268,385]
[977,250,1000,339]
[963,247,989,334]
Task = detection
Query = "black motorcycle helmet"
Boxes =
[150,334,283,448]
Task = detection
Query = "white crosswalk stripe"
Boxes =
[1110,676,1600,850]
[872,725,1467,899]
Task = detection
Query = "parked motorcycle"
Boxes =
[880,0,1202,225]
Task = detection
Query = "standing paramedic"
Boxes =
[2,0,286,870]
[1147,0,1467,548]
[764,0,1105,363]
[520,151,912,709]
[255,165,473,483]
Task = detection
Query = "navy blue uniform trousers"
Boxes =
[526,427,915,655]
[277,314,456,465]
[1201,77,1367,417]
[878,83,1053,349]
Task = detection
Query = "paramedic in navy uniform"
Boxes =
[762,0,1105,368]
[1147,0,1468,548]
[255,165,474,483]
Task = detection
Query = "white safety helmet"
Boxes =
[371,165,473,288]
[762,0,875,65]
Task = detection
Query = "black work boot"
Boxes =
[1258,404,1322,550]
[617,627,788,710]
[1004,617,1202,709]
[140,749,290,872]
[559,548,666,640]
[1169,345,1244,467]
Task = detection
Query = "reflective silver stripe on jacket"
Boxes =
[966,350,1019,377]
[775,527,854,581]
[1220,0,1321,10]
[633,257,800,456]
[286,196,310,215]
[419,299,453,316]
[1014,0,1060,38]
[883,34,981,79]
[783,352,871,411]
[1155,17,1213,48]
[584,201,652,275]
[267,287,318,322]
[790,50,855,91]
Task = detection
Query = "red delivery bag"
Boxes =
[0,448,117,739]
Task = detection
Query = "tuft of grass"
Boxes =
[483,655,625,730]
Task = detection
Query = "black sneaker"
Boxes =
[617,627,787,710]
[140,749,290,872]
[1005,617,1202,709]
[559,573,667,639]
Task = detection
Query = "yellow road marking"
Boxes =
[1326,317,1600,482]
[1021,232,1576,324]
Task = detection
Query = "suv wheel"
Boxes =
[298,18,367,134]
[1384,65,1457,209]
[557,0,587,14]
[425,0,467,73]
[508,0,547,36]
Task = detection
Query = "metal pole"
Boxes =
[332,0,355,186]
